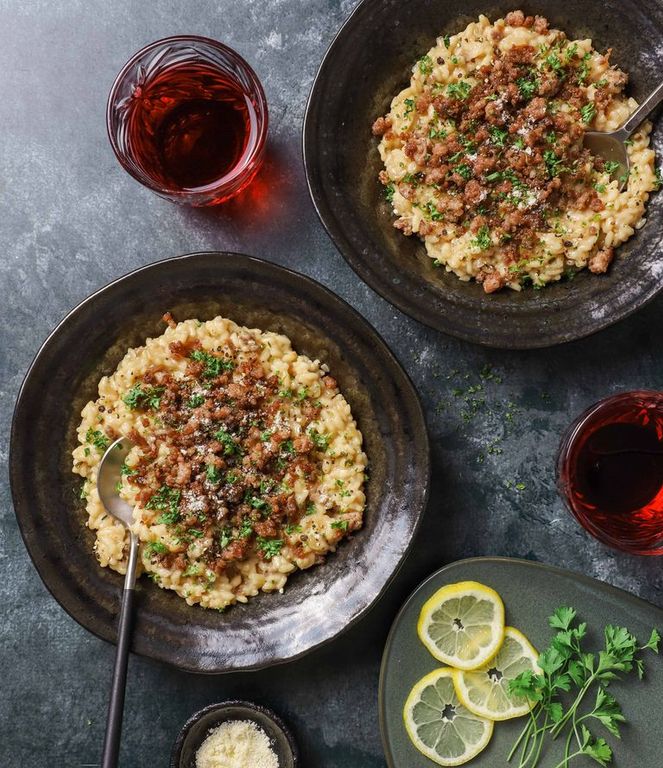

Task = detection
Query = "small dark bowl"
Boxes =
[303,0,663,348]
[170,701,298,768]
[10,252,429,672]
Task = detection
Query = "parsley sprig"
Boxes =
[506,606,660,767]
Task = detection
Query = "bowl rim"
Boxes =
[169,699,299,767]
[302,0,663,349]
[9,250,431,673]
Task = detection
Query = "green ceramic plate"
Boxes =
[379,557,663,767]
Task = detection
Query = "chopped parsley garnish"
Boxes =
[280,439,295,455]
[238,518,253,538]
[545,51,564,74]
[79,482,88,500]
[214,428,238,456]
[157,509,181,525]
[517,76,538,100]
[145,541,169,556]
[188,528,204,539]
[187,393,205,408]
[146,485,181,522]
[580,101,596,124]
[543,149,564,178]
[225,472,238,485]
[120,462,136,477]
[429,124,448,140]
[206,464,222,484]
[577,52,592,84]
[654,168,663,190]
[603,160,620,175]
[403,97,415,117]
[85,428,110,452]
[189,349,234,378]
[256,537,284,559]
[471,225,492,251]
[384,183,395,203]
[594,183,607,193]
[248,495,271,514]
[442,34,451,47]
[454,164,472,180]
[284,523,302,535]
[418,55,433,75]
[183,563,200,577]
[565,42,578,61]
[218,527,233,550]
[545,131,557,144]
[260,429,272,442]
[122,383,165,411]
[423,200,444,221]
[331,520,349,532]
[305,502,316,515]
[446,80,472,100]
[308,428,330,451]
[489,126,508,147]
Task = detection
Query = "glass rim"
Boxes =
[105,34,269,197]
[556,389,663,555]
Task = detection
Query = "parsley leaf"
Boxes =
[418,55,433,75]
[471,225,492,251]
[256,537,284,559]
[85,427,110,452]
[189,349,234,378]
[446,80,472,100]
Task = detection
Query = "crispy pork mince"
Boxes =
[72,315,367,610]
[126,340,333,576]
[374,11,658,292]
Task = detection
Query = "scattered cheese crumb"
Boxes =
[196,719,279,768]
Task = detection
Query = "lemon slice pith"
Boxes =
[417,581,505,670]
[404,668,494,766]
[453,627,539,721]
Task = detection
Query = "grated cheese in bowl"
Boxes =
[196,719,279,768]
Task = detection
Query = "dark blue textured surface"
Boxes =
[1,1,662,766]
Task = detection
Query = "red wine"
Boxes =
[127,63,257,190]
[558,392,663,553]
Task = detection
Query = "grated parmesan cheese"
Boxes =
[195,719,279,768]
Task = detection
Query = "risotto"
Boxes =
[372,10,658,292]
[72,313,367,610]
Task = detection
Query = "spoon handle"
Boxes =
[101,532,139,768]
[619,79,663,138]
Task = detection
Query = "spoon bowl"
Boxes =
[97,437,134,526]
[583,78,663,190]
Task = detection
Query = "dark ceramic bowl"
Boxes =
[171,701,298,768]
[303,0,663,348]
[10,252,429,672]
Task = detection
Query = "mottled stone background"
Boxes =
[1,1,662,766]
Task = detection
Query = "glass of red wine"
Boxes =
[106,36,268,206]
[557,391,663,554]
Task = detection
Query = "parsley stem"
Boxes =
[552,749,585,768]
[508,707,539,762]
[551,676,595,738]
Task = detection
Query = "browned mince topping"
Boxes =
[373,14,630,288]
[123,339,337,575]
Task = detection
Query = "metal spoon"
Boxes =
[584,80,663,189]
[97,436,138,768]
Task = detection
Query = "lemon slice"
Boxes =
[417,581,505,669]
[453,627,539,720]
[404,668,494,766]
